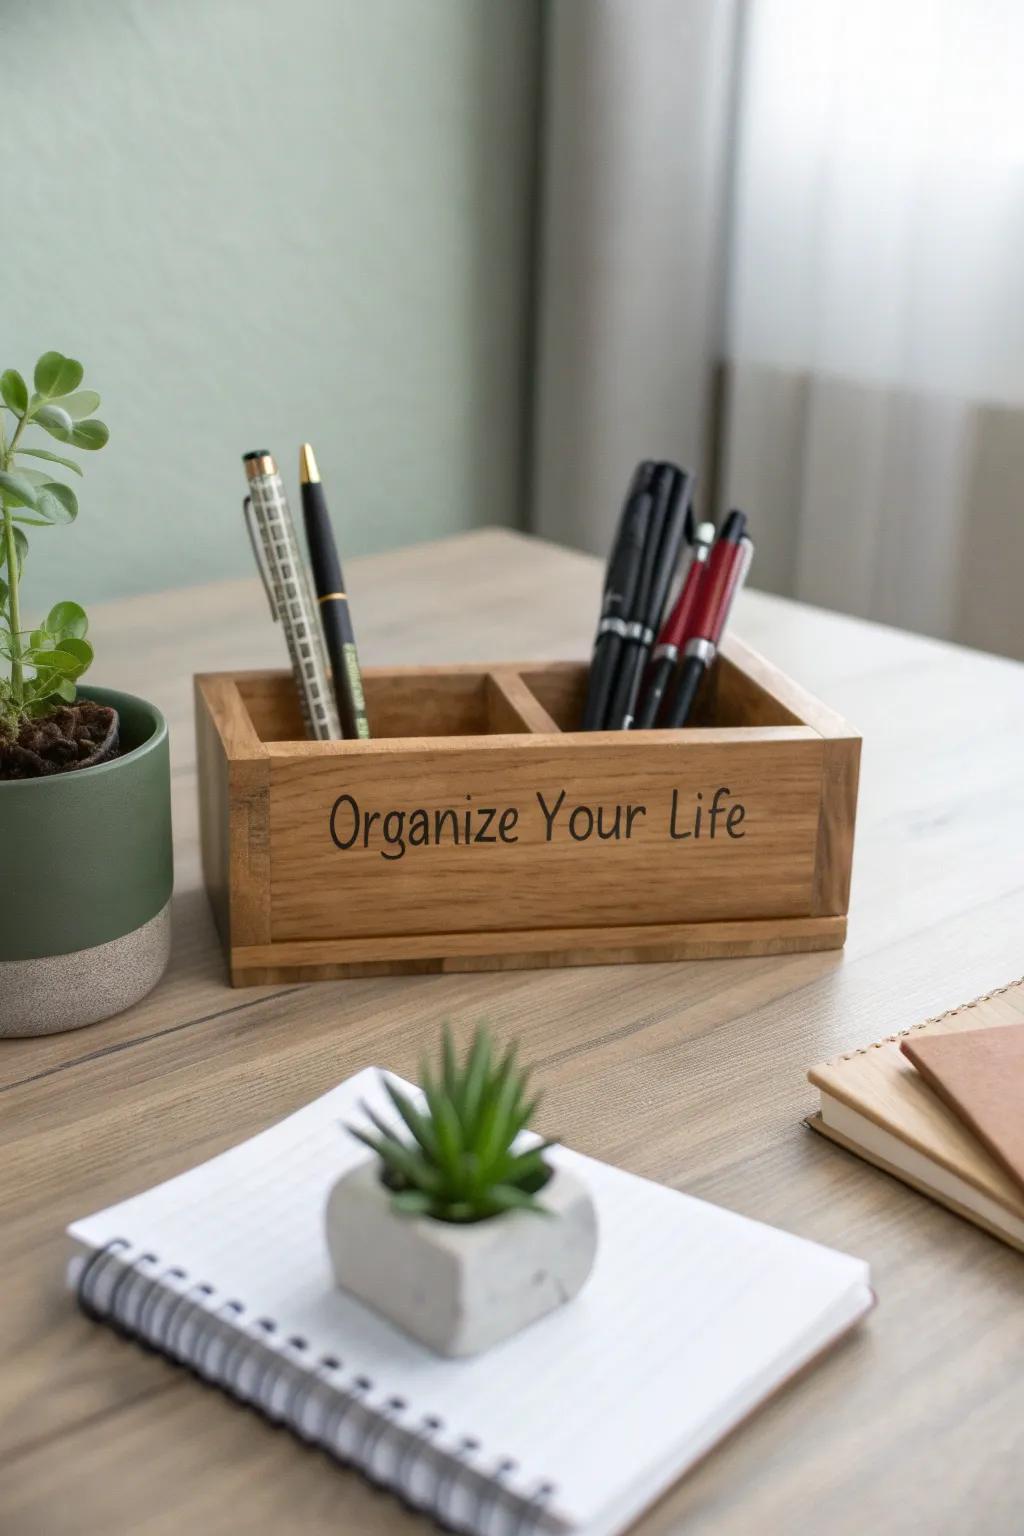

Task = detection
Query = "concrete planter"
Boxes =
[325,1157,598,1357]
[0,686,173,1037]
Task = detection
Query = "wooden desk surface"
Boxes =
[3,529,1023,1535]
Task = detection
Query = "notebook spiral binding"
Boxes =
[76,1239,557,1536]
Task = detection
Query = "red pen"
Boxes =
[633,520,716,728]
[662,511,753,727]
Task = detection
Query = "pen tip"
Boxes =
[299,443,320,485]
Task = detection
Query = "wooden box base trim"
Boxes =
[231,914,847,984]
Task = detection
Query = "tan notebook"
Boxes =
[807,978,1024,1252]
[901,1024,1024,1196]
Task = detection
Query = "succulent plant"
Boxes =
[349,1024,554,1224]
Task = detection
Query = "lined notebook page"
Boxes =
[69,1069,870,1535]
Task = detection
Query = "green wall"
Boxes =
[3,0,540,609]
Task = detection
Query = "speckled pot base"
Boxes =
[0,902,171,1037]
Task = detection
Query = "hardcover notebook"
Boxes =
[67,1069,872,1536]
[900,1023,1024,1195]
[808,978,1024,1252]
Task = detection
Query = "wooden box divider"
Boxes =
[195,636,860,985]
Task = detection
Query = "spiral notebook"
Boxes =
[67,1069,872,1536]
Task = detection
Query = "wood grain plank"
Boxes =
[4,887,1024,1530]
[811,734,862,917]
[230,915,846,982]
[3,530,1024,1536]
[265,733,825,940]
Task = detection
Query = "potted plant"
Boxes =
[325,1025,598,1356]
[0,351,172,1037]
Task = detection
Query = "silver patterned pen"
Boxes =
[242,450,341,741]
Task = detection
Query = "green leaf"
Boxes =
[460,1026,493,1137]
[34,404,74,435]
[39,482,78,523]
[432,1094,464,1175]
[420,1056,443,1124]
[491,1040,521,1109]
[8,467,50,487]
[27,648,86,676]
[53,676,76,702]
[421,1061,463,1177]
[46,600,88,639]
[68,418,108,450]
[34,352,84,398]
[498,1144,556,1187]
[484,1184,546,1215]
[347,1125,387,1159]
[441,1023,458,1098]
[17,446,84,476]
[29,629,53,651]
[442,1202,479,1224]
[0,369,28,414]
[54,389,100,421]
[357,1098,405,1147]
[476,1065,524,1171]
[0,578,7,615]
[55,636,93,672]
[348,1123,441,1194]
[381,1077,438,1159]
[36,416,111,452]
[12,481,77,526]
[376,1139,441,1193]
[0,470,39,509]
[390,1190,434,1216]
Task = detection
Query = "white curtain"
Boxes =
[533,0,1024,659]
[531,0,741,553]
[722,0,1024,656]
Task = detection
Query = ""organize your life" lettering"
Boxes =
[328,787,746,862]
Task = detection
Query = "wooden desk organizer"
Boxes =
[195,637,860,985]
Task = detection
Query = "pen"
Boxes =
[634,517,716,729]
[606,464,694,730]
[298,443,370,740]
[580,464,655,730]
[242,450,341,741]
[662,511,753,729]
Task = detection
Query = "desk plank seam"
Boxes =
[0,986,305,1096]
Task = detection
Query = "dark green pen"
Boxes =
[298,443,370,739]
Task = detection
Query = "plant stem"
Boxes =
[1,409,29,709]
[2,502,23,700]
[6,408,29,461]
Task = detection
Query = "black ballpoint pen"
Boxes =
[606,464,694,730]
[580,466,655,730]
[298,443,370,739]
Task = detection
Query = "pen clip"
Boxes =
[242,494,279,623]
[736,535,755,593]
[718,536,754,637]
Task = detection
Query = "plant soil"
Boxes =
[0,701,119,780]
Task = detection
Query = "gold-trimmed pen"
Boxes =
[298,443,370,739]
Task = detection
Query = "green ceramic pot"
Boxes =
[0,685,173,1037]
